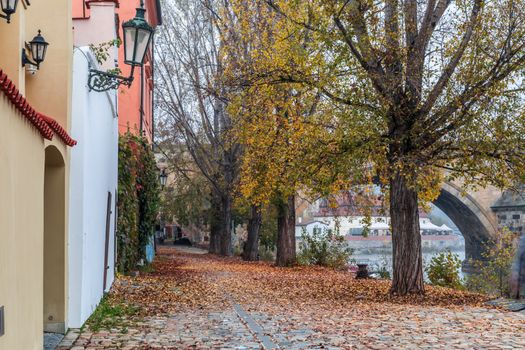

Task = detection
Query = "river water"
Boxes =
[348,238,467,279]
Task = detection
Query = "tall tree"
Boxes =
[242,204,262,260]
[233,0,525,294]
[223,2,336,266]
[275,195,297,266]
[155,0,242,256]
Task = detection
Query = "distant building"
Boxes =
[296,220,331,238]
[491,189,525,236]
[301,192,454,238]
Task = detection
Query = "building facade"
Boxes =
[0,1,76,348]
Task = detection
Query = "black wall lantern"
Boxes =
[22,30,49,70]
[159,169,168,189]
[0,0,19,23]
[88,0,154,92]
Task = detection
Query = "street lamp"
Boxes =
[0,0,19,23]
[22,30,49,70]
[88,0,154,92]
[159,169,168,189]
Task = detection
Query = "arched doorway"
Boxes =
[44,146,66,333]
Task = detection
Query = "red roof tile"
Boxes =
[0,69,76,147]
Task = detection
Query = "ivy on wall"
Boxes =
[117,132,160,273]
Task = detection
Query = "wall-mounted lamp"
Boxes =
[159,169,168,189]
[88,0,154,92]
[22,30,49,70]
[0,0,19,23]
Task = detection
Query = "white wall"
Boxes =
[296,222,330,237]
[68,47,118,328]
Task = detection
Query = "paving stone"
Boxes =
[44,332,65,350]
[56,248,525,350]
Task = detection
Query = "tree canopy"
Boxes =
[222,0,525,294]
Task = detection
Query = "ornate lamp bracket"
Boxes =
[88,68,135,92]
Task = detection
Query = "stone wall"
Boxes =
[494,208,525,235]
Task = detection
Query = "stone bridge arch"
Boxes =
[434,182,500,261]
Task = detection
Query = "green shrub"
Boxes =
[425,250,463,289]
[465,227,518,297]
[298,227,353,269]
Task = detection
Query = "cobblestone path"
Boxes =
[58,247,525,350]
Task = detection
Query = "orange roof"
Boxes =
[0,69,76,147]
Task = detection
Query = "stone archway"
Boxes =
[44,145,67,333]
[433,182,498,262]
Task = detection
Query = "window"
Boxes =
[513,214,520,220]
[349,227,364,236]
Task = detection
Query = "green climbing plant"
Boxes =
[117,132,160,273]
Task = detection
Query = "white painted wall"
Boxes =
[68,47,118,328]
[295,221,330,237]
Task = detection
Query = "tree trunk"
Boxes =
[209,192,221,254]
[276,195,296,267]
[219,193,233,256]
[389,171,425,295]
[243,204,262,261]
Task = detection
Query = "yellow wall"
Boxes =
[0,4,25,89]
[0,0,72,348]
[25,0,73,129]
[0,95,46,350]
